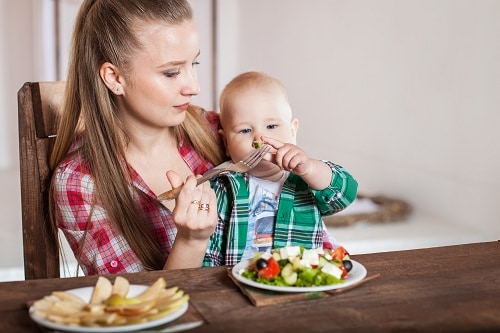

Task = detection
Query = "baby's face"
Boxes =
[220,86,297,164]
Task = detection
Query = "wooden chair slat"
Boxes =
[18,81,65,280]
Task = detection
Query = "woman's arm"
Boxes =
[162,172,218,269]
[53,159,145,275]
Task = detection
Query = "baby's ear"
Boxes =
[291,118,299,138]
[218,129,231,157]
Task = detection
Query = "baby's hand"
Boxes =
[262,137,312,176]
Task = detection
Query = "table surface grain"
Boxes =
[2,241,500,333]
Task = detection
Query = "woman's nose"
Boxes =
[181,69,200,96]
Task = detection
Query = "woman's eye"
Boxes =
[192,61,200,67]
[240,129,251,134]
[164,69,181,78]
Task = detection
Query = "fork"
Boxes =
[157,144,272,201]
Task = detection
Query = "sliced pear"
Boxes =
[105,294,141,306]
[112,276,130,297]
[52,291,86,305]
[135,277,167,302]
[89,276,113,305]
[107,299,157,316]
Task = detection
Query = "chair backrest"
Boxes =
[18,81,66,280]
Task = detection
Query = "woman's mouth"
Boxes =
[175,102,190,111]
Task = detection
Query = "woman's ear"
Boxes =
[218,129,231,157]
[99,62,124,95]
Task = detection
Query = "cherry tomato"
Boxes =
[331,246,348,261]
[257,257,280,279]
[339,264,348,278]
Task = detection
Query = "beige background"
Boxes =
[215,0,500,251]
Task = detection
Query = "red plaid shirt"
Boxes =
[53,111,221,275]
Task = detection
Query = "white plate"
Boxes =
[29,284,189,333]
[232,259,367,293]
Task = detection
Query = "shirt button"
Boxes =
[110,260,118,268]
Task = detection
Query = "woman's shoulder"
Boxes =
[204,109,220,126]
[190,104,220,126]
[54,147,92,183]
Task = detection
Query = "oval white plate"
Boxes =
[29,284,189,333]
[232,259,367,293]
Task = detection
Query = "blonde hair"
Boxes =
[50,0,223,272]
[219,71,290,120]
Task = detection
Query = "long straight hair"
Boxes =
[49,0,224,271]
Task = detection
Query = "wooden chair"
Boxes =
[18,81,66,280]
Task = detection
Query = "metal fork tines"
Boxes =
[157,144,271,201]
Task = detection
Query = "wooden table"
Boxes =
[2,241,500,332]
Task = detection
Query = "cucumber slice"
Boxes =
[284,272,298,285]
[252,252,264,263]
[291,257,303,270]
[281,263,298,285]
[318,256,328,268]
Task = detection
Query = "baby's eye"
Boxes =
[240,128,251,134]
[267,124,278,129]
[192,61,200,67]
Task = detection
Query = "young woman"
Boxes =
[50,0,225,275]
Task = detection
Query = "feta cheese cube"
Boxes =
[279,246,301,259]
[301,249,320,267]
[321,263,343,279]
[260,252,272,260]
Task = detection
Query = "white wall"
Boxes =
[0,0,36,271]
[216,0,500,243]
[0,0,34,169]
[1,0,499,277]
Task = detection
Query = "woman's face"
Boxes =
[118,19,200,133]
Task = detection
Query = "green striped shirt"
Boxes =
[203,161,358,266]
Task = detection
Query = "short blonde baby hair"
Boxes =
[219,71,290,117]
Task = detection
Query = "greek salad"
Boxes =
[239,246,353,287]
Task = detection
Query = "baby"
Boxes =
[203,71,358,266]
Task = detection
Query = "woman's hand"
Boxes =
[163,171,217,269]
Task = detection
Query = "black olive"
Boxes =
[342,260,353,272]
[255,258,268,270]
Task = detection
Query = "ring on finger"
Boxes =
[198,203,210,211]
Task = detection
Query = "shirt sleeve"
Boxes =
[53,159,144,275]
[311,161,358,216]
[203,177,231,266]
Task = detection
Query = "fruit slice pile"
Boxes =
[31,276,188,327]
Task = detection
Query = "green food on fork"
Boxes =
[157,144,272,201]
